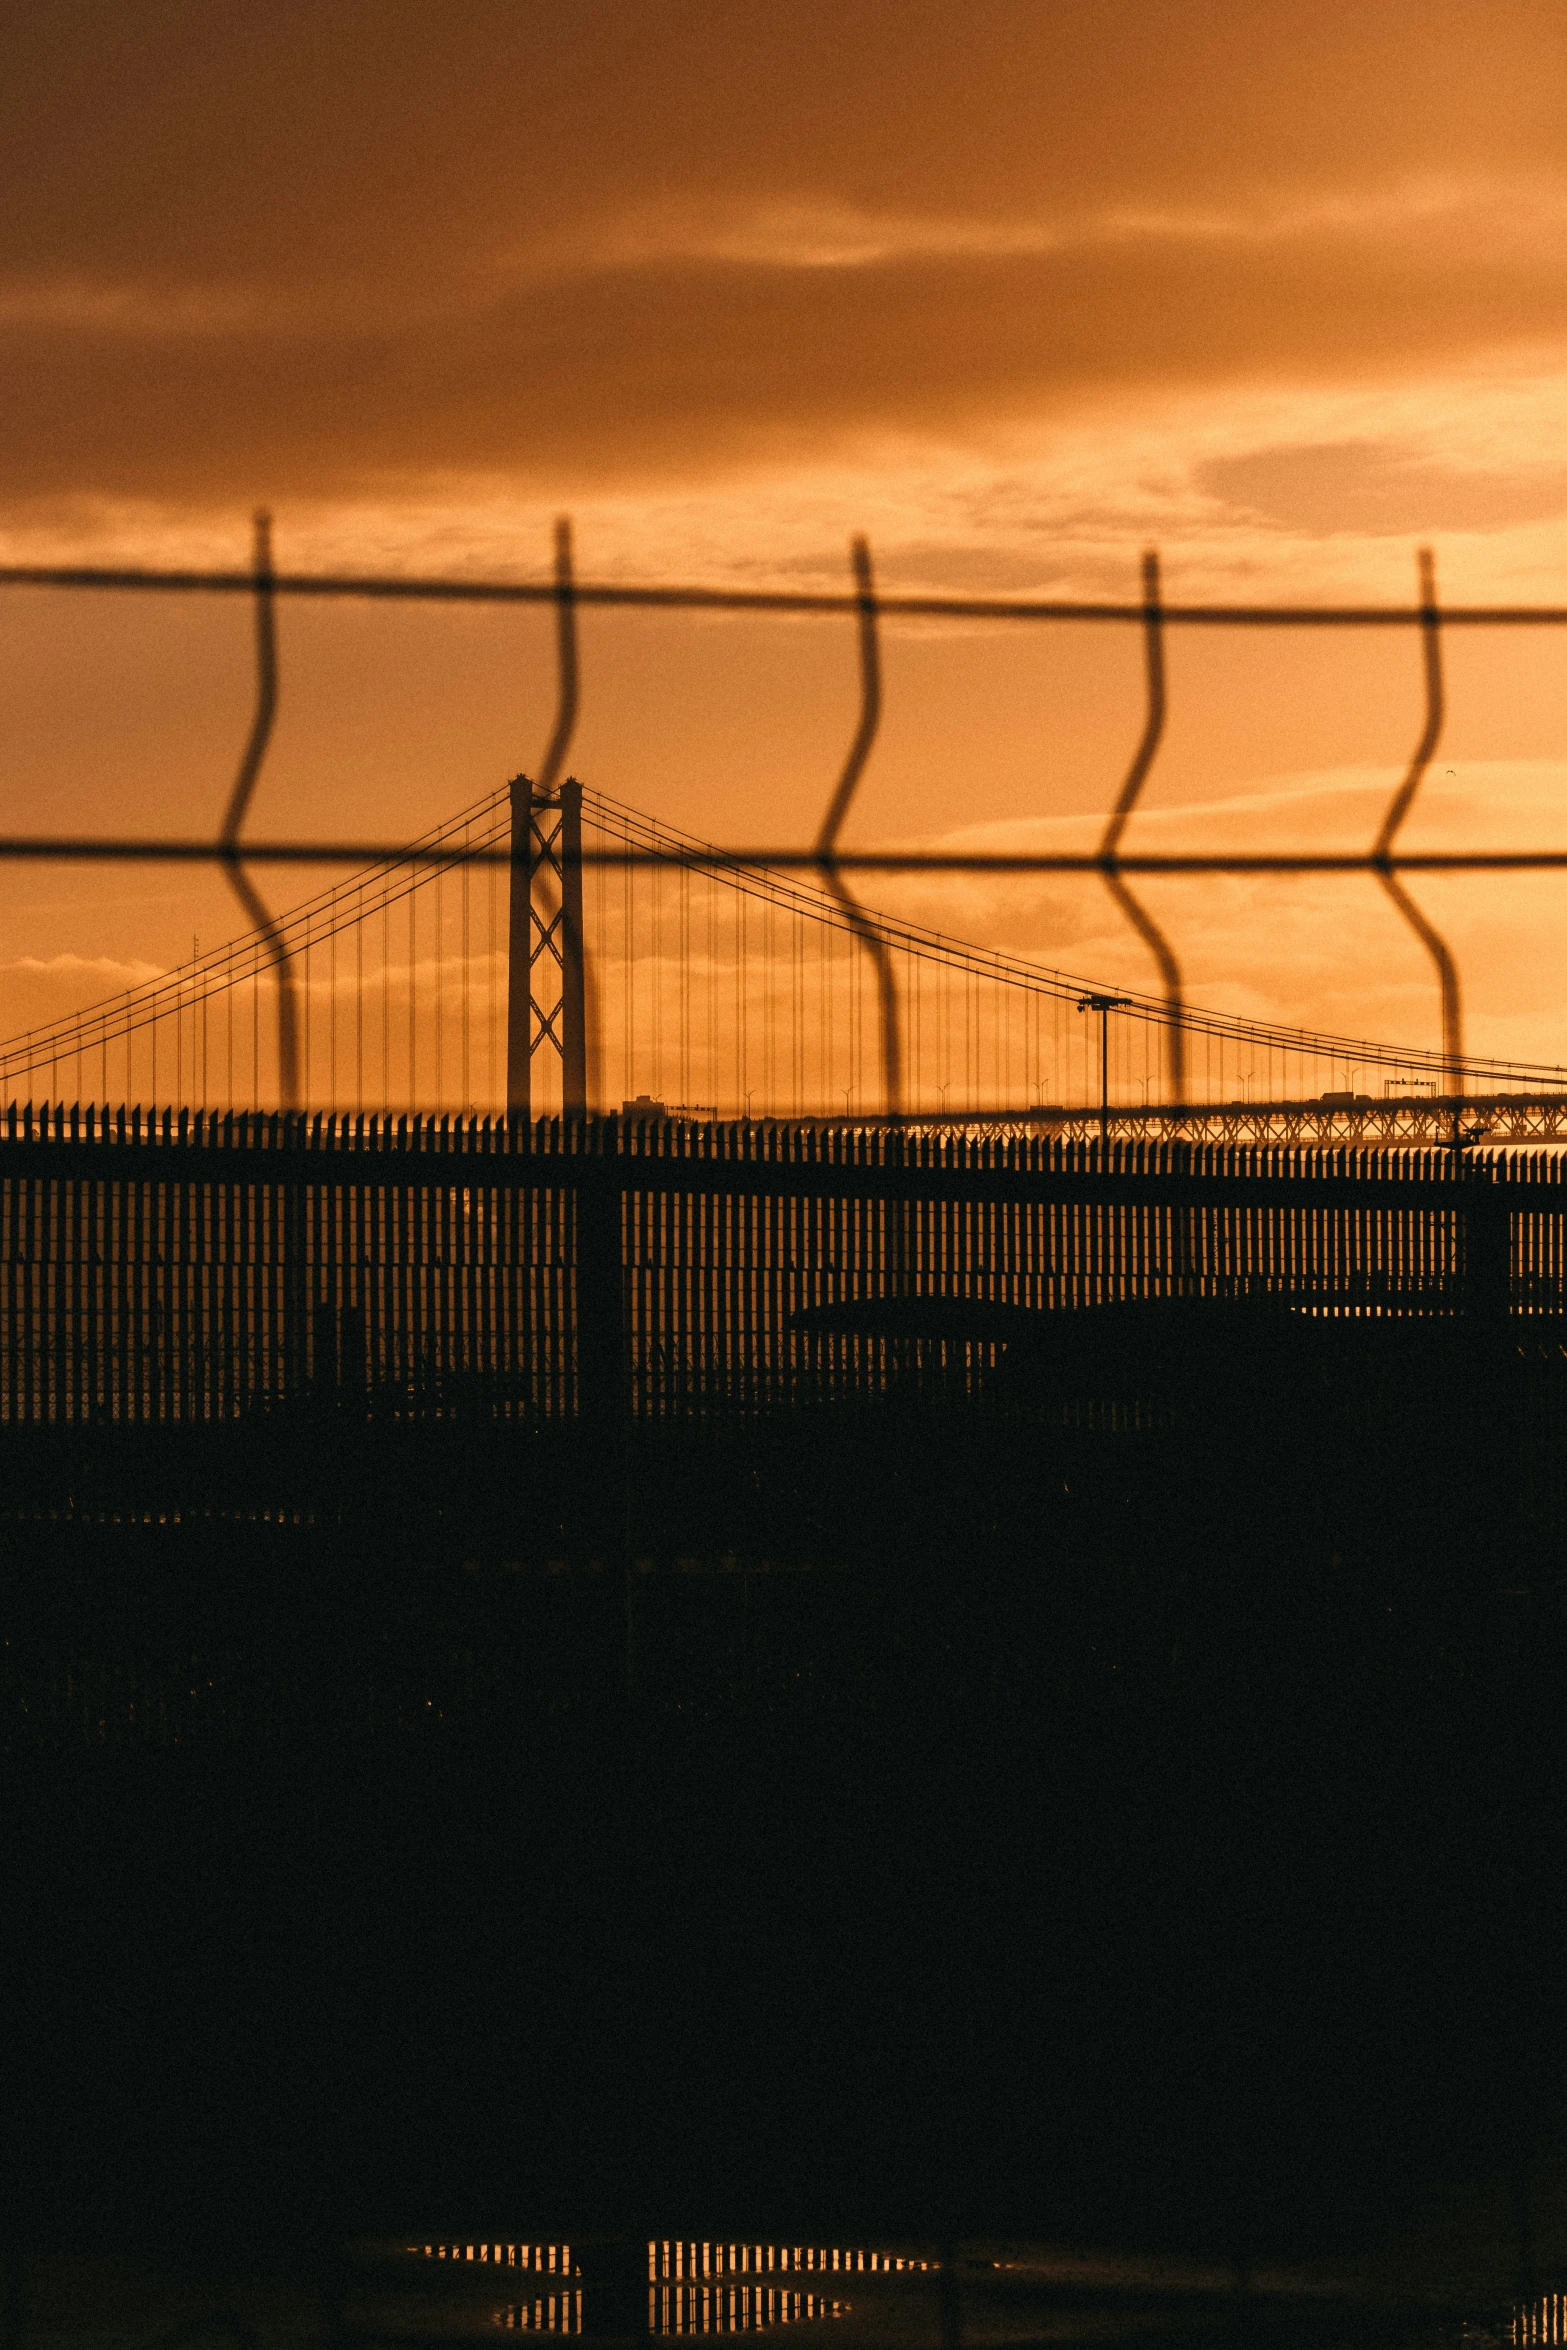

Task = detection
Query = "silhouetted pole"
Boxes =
[574,1160,623,1430]
[1464,1168,1509,1332]
[1077,993,1129,1148]
[1445,1113,1502,1324]
[285,1112,308,1402]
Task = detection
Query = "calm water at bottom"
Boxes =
[342,2235,1565,2347]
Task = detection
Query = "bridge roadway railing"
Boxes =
[912,1094,1567,1149]
[0,1102,1562,1428]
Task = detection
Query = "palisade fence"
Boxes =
[0,1104,1561,1431]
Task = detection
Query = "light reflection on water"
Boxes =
[415,2246,583,2335]
[493,2291,584,2334]
[409,2240,920,2333]
[401,2239,1567,2342]
[648,2283,847,2336]
[1514,2296,1567,2345]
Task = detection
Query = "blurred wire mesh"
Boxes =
[2,518,1565,1125]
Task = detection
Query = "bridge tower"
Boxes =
[506,773,588,1121]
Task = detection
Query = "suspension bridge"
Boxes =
[0,766,1562,1467]
[3,772,1566,1144]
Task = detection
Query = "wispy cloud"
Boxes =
[862,762,1567,1068]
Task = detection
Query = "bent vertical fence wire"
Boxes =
[1,525,1566,1130]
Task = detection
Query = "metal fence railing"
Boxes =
[0,1103,1560,1432]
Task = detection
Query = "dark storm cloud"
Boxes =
[0,0,1561,505]
[3,217,1565,504]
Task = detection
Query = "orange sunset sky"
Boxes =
[2,0,1565,1084]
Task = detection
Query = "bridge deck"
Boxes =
[931,1094,1567,1147]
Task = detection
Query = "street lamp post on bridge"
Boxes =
[1077,994,1131,1147]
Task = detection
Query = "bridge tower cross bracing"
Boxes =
[506,773,587,1121]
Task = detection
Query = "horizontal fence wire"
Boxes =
[4,555,1565,625]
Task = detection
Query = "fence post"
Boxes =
[286,1113,309,1402]
[1464,1169,1511,1333]
[573,1143,626,1534]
